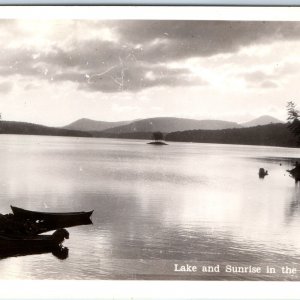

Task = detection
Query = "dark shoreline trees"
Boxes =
[165,123,298,147]
[287,101,300,143]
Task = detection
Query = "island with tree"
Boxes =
[147,131,168,145]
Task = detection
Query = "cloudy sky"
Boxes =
[1,19,300,126]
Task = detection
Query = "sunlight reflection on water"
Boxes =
[0,135,299,280]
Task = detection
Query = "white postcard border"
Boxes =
[0,5,300,299]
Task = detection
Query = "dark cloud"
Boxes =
[243,71,269,83]
[242,69,275,87]
[53,63,206,93]
[274,61,300,77]
[63,21,300,65]
[241,60,300,89]
[242,70,279,89]
[113,20,300,60]
[0,48,43,77]
[1,20,300,93]
[260,80,278,89]
[0,38,207,92]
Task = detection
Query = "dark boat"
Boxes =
[0,228,69,259]
[10,206,93,234]
[11,206,93,221]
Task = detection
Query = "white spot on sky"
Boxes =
[32,53,40,59]
[145,71,155,81]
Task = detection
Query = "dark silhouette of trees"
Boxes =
[287,101,299,122]
[287,101,300,141]
[165,123,298,147]
[152,131,164,141]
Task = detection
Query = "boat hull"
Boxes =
[11,206,93,234]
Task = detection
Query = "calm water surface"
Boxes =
[0,135,299,280]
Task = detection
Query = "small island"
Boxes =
[148,141,168,145]
[147,131,168,145]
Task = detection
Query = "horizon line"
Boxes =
[0,114,285,128]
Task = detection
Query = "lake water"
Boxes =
[0,134,300,280]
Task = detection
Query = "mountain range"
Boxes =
[0,115,295,148]
[64,115,283,134]
[0,121,92,138]
[241,115,283,127]
[63,118,132,132]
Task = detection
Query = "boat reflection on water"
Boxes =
[0,244,69,260]
[0,228,70,260]
[52,246,69,260]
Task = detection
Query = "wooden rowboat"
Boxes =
[11,206,93,222]
[10,206,93,234]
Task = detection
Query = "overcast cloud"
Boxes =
[1,20,300,93]
[0,19,300,125]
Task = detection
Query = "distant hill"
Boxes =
[241,115,283,127]
[1,120,298,148]
[102,117,242,134]
[166,123,297,147]
[0,121,92,138]
[64,118,132,132]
